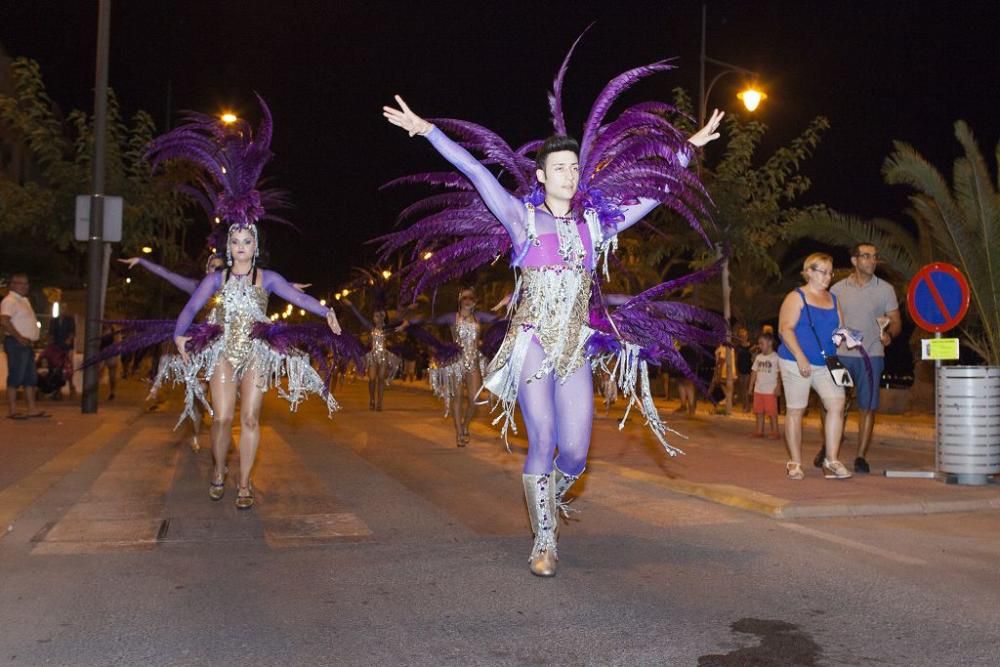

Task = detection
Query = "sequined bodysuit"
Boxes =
[211,274,269,374]
[156,268,341,427]
[452,317,481,374]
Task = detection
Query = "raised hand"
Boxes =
[383,95,434,137]
[687,108,725,147]
[326,310,342,336]
[118,257,140,269]
[174,335,191,365]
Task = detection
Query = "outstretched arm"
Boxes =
[383,95,526,247]
[263,270,341,334]
[120,257,199,294]
[614,109,725,235]
[341,298,372,330]
[173,272,222,338]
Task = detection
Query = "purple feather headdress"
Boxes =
[146,94,294,257]
[377,31,713,301]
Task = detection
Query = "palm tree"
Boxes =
[884,121,999,365]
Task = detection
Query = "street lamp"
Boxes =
[141,246,153,254]
[698,3,767,416]
[220,112,238,125]
[381,269,392,280]
[737,88,767,112]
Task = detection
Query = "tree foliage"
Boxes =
[0,57,190,274]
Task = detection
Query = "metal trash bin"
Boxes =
[937,366,1000,485]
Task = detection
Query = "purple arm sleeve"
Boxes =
[173,272,222,337]
[614,146,694,235]
[262,270,330,318]
[137,258,199,294]
[425,127,526,248]
[345,301,372,330]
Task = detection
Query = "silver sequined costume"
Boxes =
[153,275,339,428]
[428,315,488,415]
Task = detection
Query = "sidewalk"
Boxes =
[590,395,1000,520]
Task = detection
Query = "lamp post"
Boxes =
[697,3,766,416]
[81,0,112,414]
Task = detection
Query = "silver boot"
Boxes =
[553,465,583,521]
[522,473,558,577]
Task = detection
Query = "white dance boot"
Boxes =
[522,473,558,577]
[553,465,582,521]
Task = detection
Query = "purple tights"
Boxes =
[518,338,594,477]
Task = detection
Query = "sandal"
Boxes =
[786,461,805,481]
[6,413,28,420]
[26,412,50,419]
[208,468,227,501]
[235,484,254,510]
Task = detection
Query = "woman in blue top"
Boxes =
[777,253,851,481]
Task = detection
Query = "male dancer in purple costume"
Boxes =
[384,96,722,576]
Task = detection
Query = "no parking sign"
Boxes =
[907,263,970,333]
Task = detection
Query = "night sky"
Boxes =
[3,1,998,292]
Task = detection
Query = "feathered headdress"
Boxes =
[377,29,713,301]
[146,94,292,259]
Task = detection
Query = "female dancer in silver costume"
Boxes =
[342,298,401,411]
[144,96,347,510]
[169,226,342,509]
[424,287,499,447]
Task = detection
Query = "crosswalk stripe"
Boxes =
[255,426,372,547]
[0,420,129,543]
[32,427,178,554]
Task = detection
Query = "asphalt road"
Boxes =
[0,379,998,666]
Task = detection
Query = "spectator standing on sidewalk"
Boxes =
[734,325,753,412]
[749,332,781,439]
[777,253,851,481]
[825,243,901,474]
[1,273,46,419]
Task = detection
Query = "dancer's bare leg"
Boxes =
[237,369,265,491]
[367,362,376,410]
[208,361,238,482]
[461,365,482,442]
[451,375,465,445]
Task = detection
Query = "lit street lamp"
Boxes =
[698,3,767,416]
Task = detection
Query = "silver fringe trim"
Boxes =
[428,354,486,417]
[151,339,339,431]
[599,342,686,456]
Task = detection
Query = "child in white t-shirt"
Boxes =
[749,332,782,439]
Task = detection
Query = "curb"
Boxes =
[601,462,1000,520]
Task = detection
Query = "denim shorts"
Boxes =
[4,336,37,388]
[840,355,884,411]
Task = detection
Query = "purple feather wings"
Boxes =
[377,32,714,300]
[584,260,728,394]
